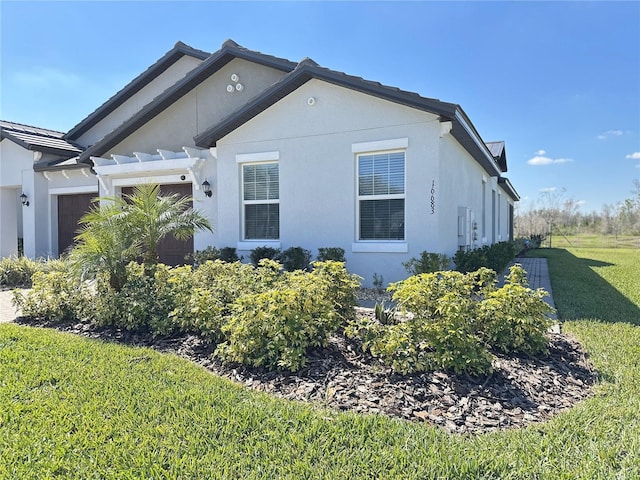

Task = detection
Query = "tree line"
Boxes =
[514,180,640,243]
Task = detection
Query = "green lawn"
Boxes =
[1,248,639,478]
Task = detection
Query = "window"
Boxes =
[357,151,405,240]
[242,162,279,240]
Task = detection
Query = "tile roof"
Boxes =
[194,56,503,177]
[0,120,82,156]
[78,39,297,164]
[65,41,211,141]
[77,39,505,177]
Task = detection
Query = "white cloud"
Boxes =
[535,149,546,156]
[539,187,557,193]
[625,152,640,160]
[527,155,574,166]
[12,68,82,89]
[597,130,624,140]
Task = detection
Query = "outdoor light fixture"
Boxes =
[20,193,29,207]
[201,180,212,198]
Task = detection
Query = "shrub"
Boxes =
[453,242,517,274]
[90,263,180,336]
[310,261,361,324]
[249,246,281,266]
[453,247,488,273]
[485,241,516,273]
[189,246,240,266]
[216,277,336,371]
[12,270,86,322]
[280,246,312,272]
[403,251,451,275]
[215,261,360,371]
[188,246,221,266]
[476,265,554,354]
[317,247,346,263]
[346,266,553,376]
[219,247,240,263]
[0,256,40,287]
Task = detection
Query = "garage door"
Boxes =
[58,193,95,256]
[122,184,193,266]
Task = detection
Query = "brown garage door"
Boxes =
[122,184,193,266]
[58,193,95,256]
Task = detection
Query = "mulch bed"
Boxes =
[14,310,597,435]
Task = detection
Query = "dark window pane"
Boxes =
[360,199,404,240]
[245,204,279,239]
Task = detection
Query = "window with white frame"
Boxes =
[242,162,279,240]
[357,151,405,240]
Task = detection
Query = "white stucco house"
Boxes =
[0,39,519,285]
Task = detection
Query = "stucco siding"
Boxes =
[216,79,443,286]
[75,55,204,147]
[105,59,288,157]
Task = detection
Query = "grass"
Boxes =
[1,248,639,478]
[549,233,640,249]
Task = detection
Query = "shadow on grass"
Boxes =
[531,249,640,326]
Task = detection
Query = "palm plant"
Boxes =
[69,184,213,290]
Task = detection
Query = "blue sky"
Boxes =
[1,1,639,212]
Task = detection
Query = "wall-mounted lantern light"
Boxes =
[202,180,212,198]
[20,193,29,207]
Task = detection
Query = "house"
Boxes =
[0,39,519,286]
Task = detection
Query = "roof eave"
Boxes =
[79,42,298,164]
[65,43,211,141]
[498,177,520,201]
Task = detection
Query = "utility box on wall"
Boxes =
[457,206,473,251]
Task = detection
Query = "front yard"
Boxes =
[0,247,639,478]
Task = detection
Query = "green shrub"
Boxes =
[317,247,346,263]
[346,266,553,376]
[249,246,281,266]
[311,261,361,323]
[453,247,488,273]
[188,246,240,266]
[89,263,179,336]
[215,261,359,371]
[219,247,240,263]
[403,251,451,275]
[188,246,221,266]
[476,265,554,354]
[280,246,312,272]
[485,241,516,273]
[453,242,517,274]
[12,270,86,322]
[216,280,335,371]
[0,256,40,287]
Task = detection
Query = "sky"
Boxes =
[1,1,639,213]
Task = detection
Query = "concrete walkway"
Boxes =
[0,289,22,324]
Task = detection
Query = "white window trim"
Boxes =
[355,148,407,244]
[236,151,280,163]
[352,242,408,253]
[352,138,408,154]
[240,160,279,242]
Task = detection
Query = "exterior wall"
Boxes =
[438,134,501,255]
[216,79,442,286]
[75,55,204,147]
[0,140,34,257]
[105,59,287,157]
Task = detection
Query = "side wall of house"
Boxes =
[0,140,33,256]
[438,134,501,255]
[75,55,204,147]
[216,79,446,286]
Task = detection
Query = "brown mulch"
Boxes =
[14,312,596,435]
